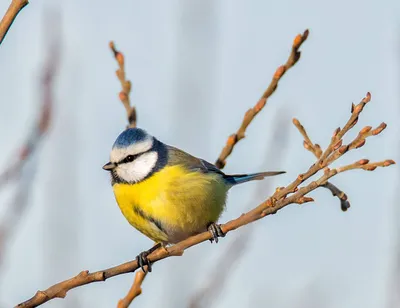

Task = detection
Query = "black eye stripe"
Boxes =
[119,154,139,164]
[117,147,154,165]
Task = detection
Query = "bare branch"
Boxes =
[292,117,351,211]
[215,29,309,169]
[109,41,136,128]
[16,92,395,308]
[0,0,28,45]
[117,268,148,308]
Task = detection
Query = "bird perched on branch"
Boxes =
[103,128,284,270]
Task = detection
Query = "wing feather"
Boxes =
[166,146,225,176]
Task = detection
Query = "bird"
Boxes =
[103,128,285,271]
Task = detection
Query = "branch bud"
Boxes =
[332,127,341,137]
[357,159,369,165]
[338,145,349,154]
[333,139,343,150]
[360,126,372,134]
[297,196,314,204]
[119,91,128,102]
[372,122,387,135]
[355,139,366,149]
[363,92,371,103]
[384,159,396,166]
[227,134,237,146]
[293,34,303,48]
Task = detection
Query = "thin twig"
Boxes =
[0,0,28,45]
[215,29,309,169]
[292,118,351,211]
[117,267,148,308]
[16,92,395,308]
[109,41,136,128]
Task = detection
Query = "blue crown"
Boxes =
[113,128,149,148]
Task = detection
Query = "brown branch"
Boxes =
[109,41,136,128]
[16,92,395,308]
[0,0,28,45]
[117,267,148,308]
[292,118,351,211]
[215,29,309,169]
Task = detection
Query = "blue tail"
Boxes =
[224,171,285,186]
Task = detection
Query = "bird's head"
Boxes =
[103,128,167,184]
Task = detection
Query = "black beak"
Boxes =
[103,162,117,171]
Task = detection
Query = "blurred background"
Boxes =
[0,0,399,307]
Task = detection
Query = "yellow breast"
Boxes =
[112,164,229,243]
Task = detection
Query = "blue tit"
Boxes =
[103,128,285,250]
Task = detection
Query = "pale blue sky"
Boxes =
[0,1,399,307]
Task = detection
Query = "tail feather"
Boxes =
[224,171,285,186]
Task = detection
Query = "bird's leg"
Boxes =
[136,242,162,272]
[207,223,225,243]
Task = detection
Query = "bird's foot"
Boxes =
[136,243,162,272]
[207,223,225,243]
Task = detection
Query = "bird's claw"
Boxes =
[136,243,162,273]
[136,251,152,272]
[207,223,225,243]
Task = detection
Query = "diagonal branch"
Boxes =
[0,0,28,45]
[215,29,309,169]
[16,92,395,308]
[292,118,351,211]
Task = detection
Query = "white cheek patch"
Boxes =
[116,151,158,183]
[110,137,154,163]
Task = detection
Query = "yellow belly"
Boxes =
[112,165,229,243]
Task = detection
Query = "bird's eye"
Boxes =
[125,155,135,162]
